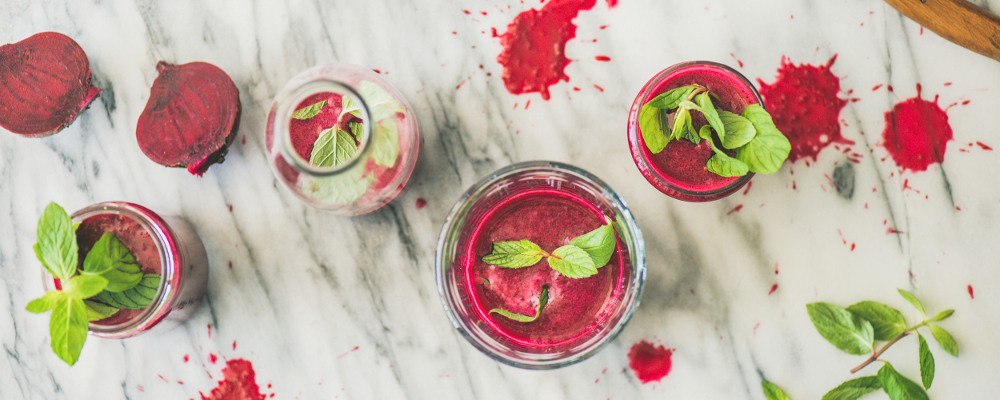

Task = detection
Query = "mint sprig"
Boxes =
[761,381,791,400]
[762,290,958,400]
[638,84,791,177]
[25,202,161,366]
[490,287,548,323]
[481,240,546,268]
[291,100,327,120]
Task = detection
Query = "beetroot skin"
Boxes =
[136,61,241,176]
[0,32,102,137]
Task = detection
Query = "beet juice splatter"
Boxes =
[627,341,674,384]
[495,0,597,100]
[882,84,952,172]
[199,359,267,400]
[757,56,853,162]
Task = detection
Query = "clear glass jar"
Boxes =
[435,161,646,369]
[265,64,419,215]
[627,61,763,202]
[41,202,210,339]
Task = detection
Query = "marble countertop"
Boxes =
[2,0,1000,398]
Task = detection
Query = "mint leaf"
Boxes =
[340,96,362,120]
[310,128,358,168]
[359,81,404,122]
[292,100,327,120]
[62,275,108,300]
[821,376,881,400]
[490,287,548,322]
[846,301,907,341]
[639,103,669,153]
[91,274,159,310]
[83,300,118,322]
[706,152,749,177]
[927,309,954,322]
[371,119,400,167]
[646,85,697,110]
[305,167,374,205]
[918,333,935,389]
[35,202,78,280]
[569,217,616,268]
[548,245,597,279]
[896,289,926,316]
[806,302,875,355]
[695,92,725,143]
[26,291,66,314]
[735,104,790,174]
[719,110,756,149]
[928,324,958,356]
[671,108,697,144]
[482,240,545,268]
[477,277,490,285]
[877,362,929,400]
[698,125,713,141]
[50,296,88,366]
[82,233,142,292]
[761,381,790,400]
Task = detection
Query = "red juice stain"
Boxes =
[495,0,597,100]
[491,27,499,37]
[727,204,744,215]
[337,346,360,359]
[228,204,233,212]
[372,69,381,74]
[415,197,427,209]
[882,84,952,172]
[977,142,992,150]
[872,84,883,91]
[757,55,854,163]
[768,283,778,295]
[594,84,604,92]
[183,355,190,363]
[968,285,975,299]
[207,324,212,338]
[605,0,617,7]
[462,9,471,14]
[595,55,611,62]
[209,354,218,364]
[627,341,673,384]
[199,359,267,400]
[233,340,238,350]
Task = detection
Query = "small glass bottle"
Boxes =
[265,64,419,215]
[41,202,210,339]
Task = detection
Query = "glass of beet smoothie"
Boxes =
[41,202,210,338]
[436,161,646,369]
[265,64,419,215]
[627,61,763,201]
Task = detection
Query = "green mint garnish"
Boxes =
[638,84,791,177]
[26,202,159,366]
[340,96,362,121]
[477,277,490,285]
[292,100,327,120]
[569,216,616,268]
[547,245,597,279]
[370,119,400,168]
[309,128,359,168]
[90,274,160,310]
[761,381,790,400]
[482,240,546,268]
[772,291,959,400]
[359,80,404,121]
[490,287,548,323]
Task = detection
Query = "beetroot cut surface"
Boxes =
[0,32,102,137]
[136,61,241,176]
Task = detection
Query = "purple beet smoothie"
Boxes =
[75,214,161,326]
[464,190,627,347]
[631,63,760,197]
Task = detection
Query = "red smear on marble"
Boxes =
[495,0,597,100]
[977,142,992,150]
[184,355,190,363]
[605,0,617,7]
[337,346,360,359]
[888,85,894,92]
[491,27,499,37]
[595,55,611,61]
[758,55,853,163]
[628,341,673,384]
[944,82,952,86]
[594,84,604,92]
[199,359,266,400]
[241,136,246,145]
[207,324,212,338]
[233,340,238,350]
[768,284,778,295]
[228,205,233,212]
[882,84,952,172]
[158,374,168,382]
[968,285,975,299]
[209,354,218,364]
[872,84,883,91]
[415,198,427,209]
[742,181,753,196]
[463,10,471,14]
[727,204,743,215]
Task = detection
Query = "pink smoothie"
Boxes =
[75,214,161,326]
[631,63,760,200]
[464,190,628,348]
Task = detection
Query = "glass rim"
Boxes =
[273,77,374,177]
[627,60,761,200]
[434,160,646,369]
[42,202,178,338]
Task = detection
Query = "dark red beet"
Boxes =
[0,32,102,137]
[136,61,241,176]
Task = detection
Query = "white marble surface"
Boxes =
[2,0,1000,398]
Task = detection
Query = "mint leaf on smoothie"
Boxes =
[83,300,119,321]
[91,274,160,310]
[647,85,698,110]
[569,217,616,268]
[310,128,358,168]
[292,100,327,120]
[671,108,697,144]
[83,233,143,292]
[639,103,669,153]
[719,110,756,149]
[48,296,88,366]
[482,240,546,268]
[371,119,400,167]
[706,152,749,177]
[548,244,597,278]
[35,202,78,280]
[490,287,548,323]
[735,104,791,174]
[340,96,362,120]
[695,92,725,142]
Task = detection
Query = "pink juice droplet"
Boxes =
[881,84,953,172]
[628,341,673,384]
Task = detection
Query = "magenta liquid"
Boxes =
[629,62,761,201]
[463,190,628,348]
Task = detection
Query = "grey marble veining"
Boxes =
[2,0,1000,398]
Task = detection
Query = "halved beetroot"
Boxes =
[136,61,241,176]
[0,32,102,137]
